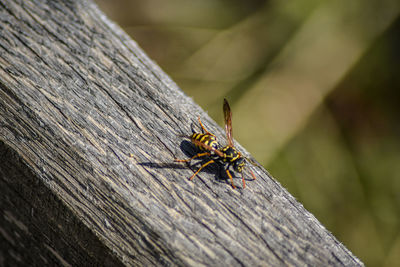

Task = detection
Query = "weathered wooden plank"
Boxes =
[0,0,363,266]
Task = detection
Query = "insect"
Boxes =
[175,98,257,189]
[174,116,223,182]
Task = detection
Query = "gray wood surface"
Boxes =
[0,0,364,266]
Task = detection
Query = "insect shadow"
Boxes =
[138,139,228,185]
[136,140,195,169]
[174,139,234,186]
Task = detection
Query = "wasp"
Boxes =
[175,98,257,189]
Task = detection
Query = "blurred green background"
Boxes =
[95,0,400,265]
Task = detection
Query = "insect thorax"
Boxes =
[221,146,240,161]
[220,146,244,171]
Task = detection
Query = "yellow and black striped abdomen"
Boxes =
[190,133,219,151]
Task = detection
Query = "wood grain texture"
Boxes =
[0,0,364,266]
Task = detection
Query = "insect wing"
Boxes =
[223,98,234,147]
[192,139,224,157]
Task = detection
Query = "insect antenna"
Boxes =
[243,157,258,180]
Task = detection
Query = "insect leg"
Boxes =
[225,169,237,189]
[198,116,215,137]
[174,152,211,163]
[189,159,215,180]
[241,173,246,189]
[249,169,257,180]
